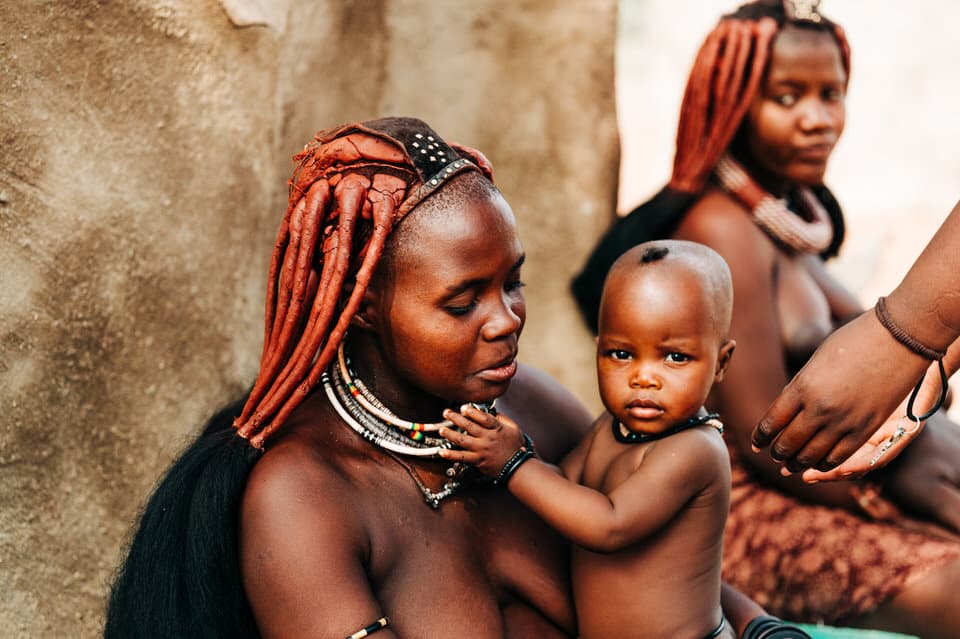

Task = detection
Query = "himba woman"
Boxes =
[571,2,960,637]
[104,117,779,639]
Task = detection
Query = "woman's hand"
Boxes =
[439,405,526,477]
[800,357,947,482]
[752,310,931,472]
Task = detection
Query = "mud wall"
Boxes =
[0,1,617,635]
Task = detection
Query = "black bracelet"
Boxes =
[741,615,812,639]
[493,433,535,488]
[906,357,949,422]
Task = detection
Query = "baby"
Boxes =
[441,239,737,639]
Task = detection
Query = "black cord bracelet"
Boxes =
[906,357,949,422]
[742,615,812,639]
[493,433,535,488]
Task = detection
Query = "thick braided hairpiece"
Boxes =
[233,117,494,449]
[668,0,850,193]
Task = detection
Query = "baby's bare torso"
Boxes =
[572,421,732,639]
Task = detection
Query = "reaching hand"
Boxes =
[438,405,526,477]
[800,358,947,482]
[752,310,932,473]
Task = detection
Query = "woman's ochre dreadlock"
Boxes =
[669,2,850,193]
[233,118,491,449]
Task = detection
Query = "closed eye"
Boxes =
[505,279,526,294]
[445,297,478,316]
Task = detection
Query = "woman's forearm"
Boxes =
[884,200,960,354]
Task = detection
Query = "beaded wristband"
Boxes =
[493,433,535,488]
[875,297,947,360]
[875,297,949,421]
[742,614,812,639]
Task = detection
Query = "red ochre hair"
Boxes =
[668,4,851,193]
[232,117,494,448]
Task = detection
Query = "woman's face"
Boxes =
[368,186,526,406]
[744,26,847,186]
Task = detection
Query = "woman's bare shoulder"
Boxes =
[242,416,365,533]
[674,187,776,269]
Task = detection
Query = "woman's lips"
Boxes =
[794,144,833,162]
[476,359,518,383]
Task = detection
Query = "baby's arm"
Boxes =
[440,407,720,553]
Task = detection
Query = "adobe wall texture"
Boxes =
[0,1,617,635]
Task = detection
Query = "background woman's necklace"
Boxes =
[714,153,832,254]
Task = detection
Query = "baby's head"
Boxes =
[596,240,735,435]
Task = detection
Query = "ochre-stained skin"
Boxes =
[232,125,491,448]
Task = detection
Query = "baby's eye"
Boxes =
[665,352,691,363]
[607,349,632,361]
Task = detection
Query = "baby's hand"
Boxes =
[438,405,526,477]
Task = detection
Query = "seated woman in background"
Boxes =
[572,2,960,637]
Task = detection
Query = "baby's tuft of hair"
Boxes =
[640,246,670,264]
[607,239,734,336]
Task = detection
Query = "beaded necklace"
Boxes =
[324,365,449,456]
[337,342,453,437]
[612,412,724,444]
[324,346,496,508]
[714,153,833,254]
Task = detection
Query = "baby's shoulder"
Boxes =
[648,426,730,472]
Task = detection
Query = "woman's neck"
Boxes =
[729,146,793,198]
[345,332,452,423]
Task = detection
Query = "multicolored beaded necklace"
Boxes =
[324,343,494,508]
[337,341,453,440]
[612,412,724,444]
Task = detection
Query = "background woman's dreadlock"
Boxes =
[572,0,850,333]
[105,117,492,638]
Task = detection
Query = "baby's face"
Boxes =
[596,269,727,436]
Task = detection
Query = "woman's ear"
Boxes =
[714,339,736,382]
[349,281,380,331]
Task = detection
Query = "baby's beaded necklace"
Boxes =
[612,412,724,444]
